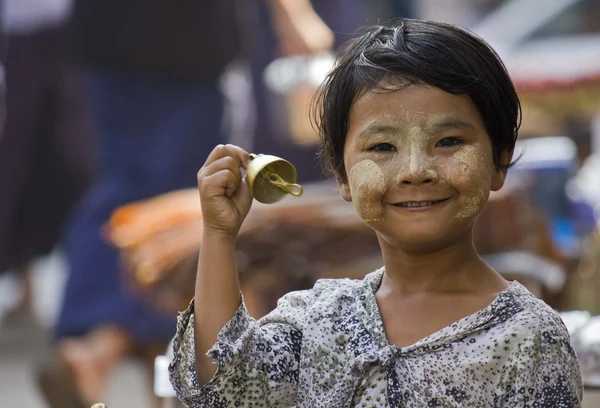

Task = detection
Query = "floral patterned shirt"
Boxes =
[169,269,583,407]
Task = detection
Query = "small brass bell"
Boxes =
[246,153,303,204]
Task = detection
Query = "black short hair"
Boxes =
[313,18,521,181]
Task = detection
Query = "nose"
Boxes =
[397,169,435,185]
[394,152,438,186]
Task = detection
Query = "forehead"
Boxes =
[348,85,484,136]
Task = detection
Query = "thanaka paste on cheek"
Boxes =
[451,143,491,218]
[348,159,386,222]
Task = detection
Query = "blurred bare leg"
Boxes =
[58,325,133,403]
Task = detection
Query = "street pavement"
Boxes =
[0,317,152,408]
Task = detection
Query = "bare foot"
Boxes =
[58,339,106,403]
[57,326,133,403]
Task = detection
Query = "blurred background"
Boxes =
[1,0,600,407]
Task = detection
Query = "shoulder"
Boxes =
[496,283,578,365]
[493,284,583,404]
[504,283,571,341]
[273,269,382,312]
[259,270,379,327]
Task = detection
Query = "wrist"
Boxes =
[202,227,238,244]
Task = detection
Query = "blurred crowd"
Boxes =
[1,0,600,407]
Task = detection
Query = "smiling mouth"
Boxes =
[394,198,450,208]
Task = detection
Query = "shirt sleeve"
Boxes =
[168,289,310,408]
[495,313,583,408]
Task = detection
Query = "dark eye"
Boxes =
[368,143,396,152]
[436,137,462,148]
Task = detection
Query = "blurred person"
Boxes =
[37,1,336,407]
[250,0,366,182]
[37,2,245,407]
[0,0,94,316]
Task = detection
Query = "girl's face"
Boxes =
[340,84,509,250]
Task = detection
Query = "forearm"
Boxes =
[194,230,242,384]
[266,0,333,56]
[267,0,316,16]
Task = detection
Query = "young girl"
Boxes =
[169,19,583,407]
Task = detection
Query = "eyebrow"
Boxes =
[356,115,475,140]
[424,116,475,133]
[356,124,400,140]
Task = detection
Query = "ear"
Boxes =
[491,149,513,191]
[336,176,352,202]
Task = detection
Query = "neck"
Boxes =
[377,230,503,294]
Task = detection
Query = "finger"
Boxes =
[202,144,239,168]
[224,144,251,170]
[232,175,254,206]
[202,144,250,169]
[199,156,243,181]
[202,169,240,198]
[230,179,254,219]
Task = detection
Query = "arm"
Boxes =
[168,144,305,407]
[193,144,251,384]
[195,231,241,384]
[266,0,334,56]
[169,289,308,407]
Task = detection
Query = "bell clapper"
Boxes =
[247,153,304,202]
[261,170,304,197]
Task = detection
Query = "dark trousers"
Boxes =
[0,28,93,272]
[55,70,224,342]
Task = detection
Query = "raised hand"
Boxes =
[197,144,253,237]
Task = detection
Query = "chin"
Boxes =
[376,223,472,254]
[378,232,448,254]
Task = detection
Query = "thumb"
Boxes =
[233,178,253,214]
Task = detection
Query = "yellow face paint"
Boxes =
[340,83,503,250]
[348,159,386,222]
[405,126,439,181]
[450,143,491,218]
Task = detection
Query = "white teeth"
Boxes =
[398,200,438,208]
